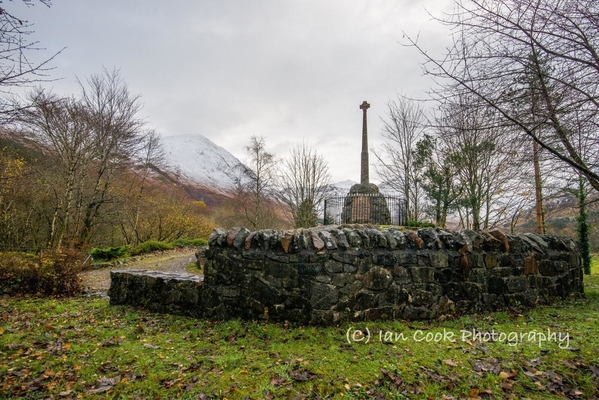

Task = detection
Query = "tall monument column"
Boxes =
[342,100,391,225]
[360,101,370,184]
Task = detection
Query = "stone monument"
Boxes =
[342,101,391,224]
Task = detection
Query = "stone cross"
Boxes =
[360,101,370,184]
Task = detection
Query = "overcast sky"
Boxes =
[13,0,453,183]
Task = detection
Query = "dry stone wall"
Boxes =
[108,226,584,325]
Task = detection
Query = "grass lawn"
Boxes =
[1,264,598,399]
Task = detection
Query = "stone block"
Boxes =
[418,229,440,250]
[297,263,322,275]
[468,268,487,284]
[393,265,411,283]
[343,263,358,273]
[409,289,435,307]
[488,276,508,294]
[265,263,296,279]
[324,261,344,273]
[374,252,397,267]
[331,273,354,287]
[524,256,538,275]
[363,266,393,290]
[402,305,430,320]
[507,276,526,293]
[410,267,435,283]
[388,230,407,249]
[484,253,498,269]
[315,274,332,284]
[310,282,338,310]
[433,268,452,284]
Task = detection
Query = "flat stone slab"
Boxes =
[110,269,203,282]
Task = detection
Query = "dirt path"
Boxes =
[80,249,199,297]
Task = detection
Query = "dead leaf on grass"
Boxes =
[289,368,318,382]
[562,359,578,370]
[443,359,458,367]
[87,375,120,394]
[470,357,501,374]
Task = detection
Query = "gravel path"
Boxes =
[80,249,199,297]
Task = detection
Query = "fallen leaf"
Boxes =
[443,359,458,367]
[562,360,578,370]
[0,327,4,335]
[87,375,120,394]
[498,371,509,380]
[101,338,118,347]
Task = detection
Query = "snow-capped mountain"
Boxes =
[160,134,247,193]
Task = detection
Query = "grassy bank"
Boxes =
[1,266,598,399]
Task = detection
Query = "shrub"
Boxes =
[0,248,87,296]
[90,245,130,261]
[170,238,208,248]
[406,220,436,228]
[131,240,173,256]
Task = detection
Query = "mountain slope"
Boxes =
[160,134,247,193]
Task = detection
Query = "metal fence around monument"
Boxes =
[323,194,407,226]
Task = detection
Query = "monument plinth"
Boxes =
[342,101,391,225]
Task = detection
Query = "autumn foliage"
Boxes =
[0,249,87,296]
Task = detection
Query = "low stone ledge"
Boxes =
[108,270,203,317]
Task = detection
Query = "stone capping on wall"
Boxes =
[108,225,584,325]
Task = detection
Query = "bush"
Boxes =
[406,220,436,229]
[170,238,208,248]
[131,240,173,256]
[90,245,130,261]
[0,248,87,296]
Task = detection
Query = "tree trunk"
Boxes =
[533,139,546,234]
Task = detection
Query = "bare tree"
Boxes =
[19,69,145,247]
[77,68,144,243]
[20,90,92,248]
[122,129,165,245]
[0,1,62,120]
[236,135,279,230]
[276,142,332,228]
[405,0,599,192]
[435,94,523,230]
[374,96,427,222]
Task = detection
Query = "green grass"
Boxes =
[185,261,203,275]
[1,269,598,398]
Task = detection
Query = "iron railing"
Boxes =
[323,194,407,226]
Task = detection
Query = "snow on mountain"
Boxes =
[328,180,358,197]
[328,180,401,197]
[160,134,247,193]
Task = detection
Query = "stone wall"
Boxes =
[108,226,584,325]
